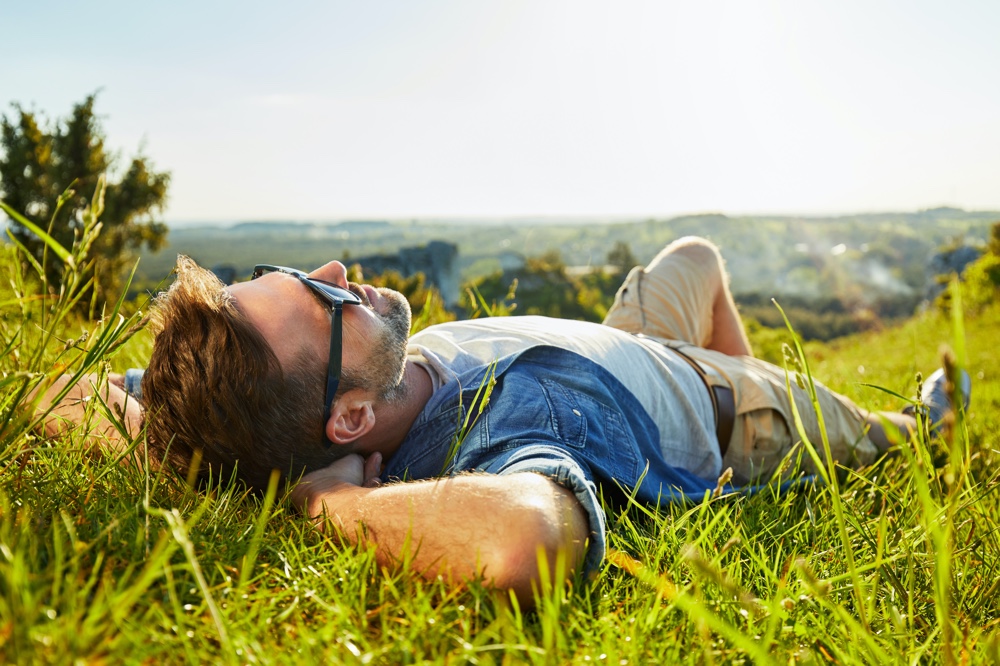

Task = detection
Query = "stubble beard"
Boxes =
[362,287,412,404]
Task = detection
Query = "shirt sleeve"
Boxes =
[471,444,607,578]
[124,368,145,400]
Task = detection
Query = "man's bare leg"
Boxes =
[709,275,753,357]
[862,410,917,453]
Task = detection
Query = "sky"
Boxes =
[2,0,999,223]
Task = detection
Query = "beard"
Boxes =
[343,286,411,404]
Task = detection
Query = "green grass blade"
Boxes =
[0,200,73,266]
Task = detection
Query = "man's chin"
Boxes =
[371,288,412,404]
[376,287,412,328]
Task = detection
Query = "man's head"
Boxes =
[141,256,411,490]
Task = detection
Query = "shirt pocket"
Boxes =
[539,378,642,481]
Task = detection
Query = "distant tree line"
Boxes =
[735,291,923,342]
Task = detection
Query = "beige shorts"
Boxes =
[603,237,877,485]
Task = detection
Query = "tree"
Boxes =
[989,220,1000,257]
[1,94,169,305]
[607,240,638,274]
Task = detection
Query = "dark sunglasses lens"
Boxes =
[310,280,362,303]
[253,265,303,279]
[252,265,361,304]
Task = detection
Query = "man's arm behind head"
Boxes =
[31,373,145,461]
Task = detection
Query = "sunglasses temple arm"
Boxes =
[325,303,344,422]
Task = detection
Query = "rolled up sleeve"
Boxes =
[475,444,606,578]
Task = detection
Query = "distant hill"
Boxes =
[134,210,998,307]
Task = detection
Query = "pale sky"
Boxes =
[2,0,998,222]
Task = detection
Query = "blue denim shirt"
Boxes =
[381,345,722,575]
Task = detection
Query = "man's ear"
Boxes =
[325,391,376,446]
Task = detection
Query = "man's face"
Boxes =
[228,260,411,401]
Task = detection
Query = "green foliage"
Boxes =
[344,264,455,331]
[738,292,921,343]
[464,280,518,318]
[0,182,150,468]
[936,220,1000,315]
[743,316,792,365]
[990,220,1000,256]
[961,253,1000,313]
[1,94,170,307]
[465,249,618,321]
[606,240,639,275]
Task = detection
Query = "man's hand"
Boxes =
[288,464,590,605]
[289,452,382,519]
[296,452,382,489]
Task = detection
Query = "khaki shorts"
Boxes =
[603,237,877,485]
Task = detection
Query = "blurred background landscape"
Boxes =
[133,208,997,341]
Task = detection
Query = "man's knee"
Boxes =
[649,237,727,292]
[663,236,724,266]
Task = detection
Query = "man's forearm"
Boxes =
[293,467,589,603]
[33,374,144,458]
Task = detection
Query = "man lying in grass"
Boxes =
[40,236,969,604]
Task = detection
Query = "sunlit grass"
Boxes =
[2,191,998,663]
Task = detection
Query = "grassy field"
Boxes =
[1,211,998,663]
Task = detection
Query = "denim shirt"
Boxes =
[381,345,722,575]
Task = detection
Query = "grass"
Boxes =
[2,195,999,663]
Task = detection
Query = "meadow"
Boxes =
[1,202,997,664]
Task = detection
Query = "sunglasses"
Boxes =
[252,264,363,447]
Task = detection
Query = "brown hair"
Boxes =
[141,256,340,490]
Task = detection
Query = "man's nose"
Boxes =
[308,260,349,288]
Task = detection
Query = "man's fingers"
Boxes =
[328,454,366,484]
[363,452,383,488]
[303,454,365,486]
[290,454,367,515]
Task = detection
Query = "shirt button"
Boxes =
[572,409,582,417]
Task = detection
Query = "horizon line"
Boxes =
[164,205,1000,226]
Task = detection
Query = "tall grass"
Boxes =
[0,179,148,465]
[1,191,998,663]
